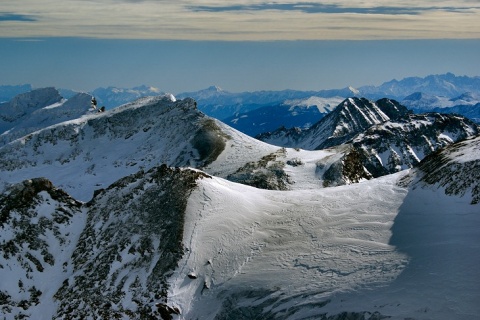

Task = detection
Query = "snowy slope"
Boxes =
[1,95,342,201]
[0,178,85,319]
[0,88,62,128]
[0,91,94,146]
[168,173,409,319]
[165,136,480,319]
[0,95,221,201]
[412,134,480,204]
[3,158,479,319]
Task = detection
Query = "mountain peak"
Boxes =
[206,85,223,92]
[1,87,62,123]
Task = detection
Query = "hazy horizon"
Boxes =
[2,38,480,94]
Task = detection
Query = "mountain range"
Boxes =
[0,88,479,319]
[2,73,480,132]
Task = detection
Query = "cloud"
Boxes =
[188,3,478,15]
[1,1,479,40]
[0,12,37,22]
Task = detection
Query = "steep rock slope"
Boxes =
[257,97,409,150]
[0,166,210,319]
[54,166,210,319]
[410,134,480,204]
[348,113,480,178]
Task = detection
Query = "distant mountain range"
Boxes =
[2,74,479,144]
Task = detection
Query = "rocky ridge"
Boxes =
[0,166,210,319]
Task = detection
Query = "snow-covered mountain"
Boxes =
[346,112,479,178]
[177,86,358,121]
[1,95,344,201]
[0,89,94,146]
[257,97,411,149]
[358,72,480,100]
[400,92,480,124]
[1,134,479,319]
[5,73,480,127]
[0,87,62,125]
[257,97,479,185]
[401,91,480,110]
[175,74,480,124]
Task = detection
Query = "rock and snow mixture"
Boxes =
[0,94,479,319]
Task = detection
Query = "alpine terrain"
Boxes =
[0,91,479,319]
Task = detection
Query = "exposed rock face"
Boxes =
[257,97,410,150]
[409,134,480,204]
[350,113,479,178]
[55,165,210,319]
[191,118,230,167]
[227,148,291,190]
[0,166,211,319]
[321,147,372,187]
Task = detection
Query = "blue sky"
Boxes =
[1,1,479,93]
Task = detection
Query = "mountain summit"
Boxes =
[257,97,410,149]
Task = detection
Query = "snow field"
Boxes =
[168,173,412,318]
